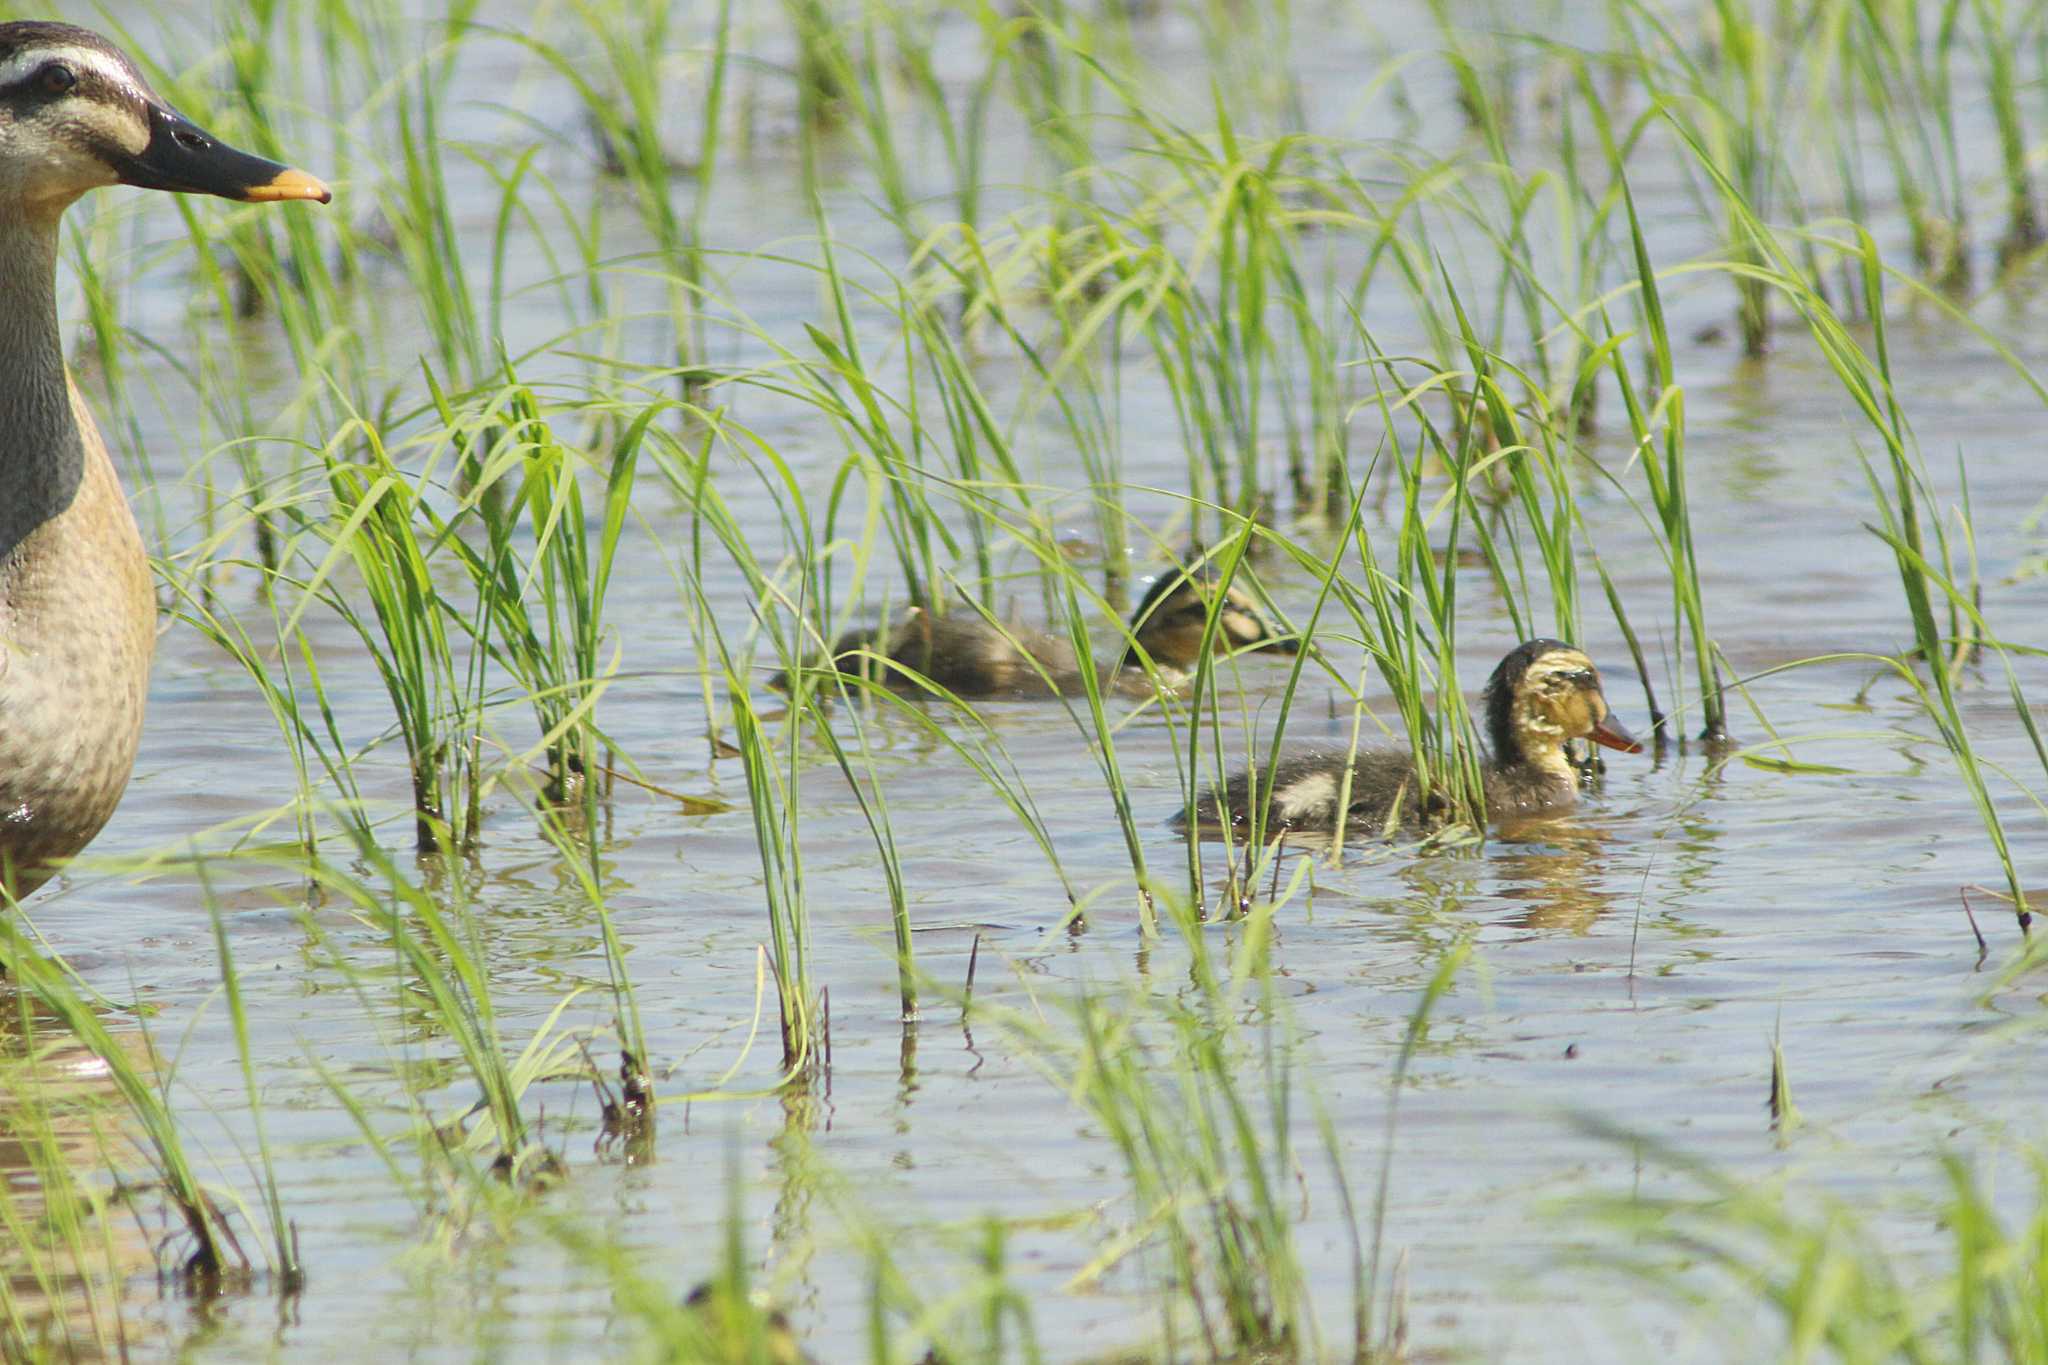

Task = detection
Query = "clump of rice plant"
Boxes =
[0,914,272,1291]
[1576,1129,2048,1363]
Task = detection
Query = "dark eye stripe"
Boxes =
[2,61,88,103]
[4,63,52,90]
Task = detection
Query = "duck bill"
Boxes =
[1590,711,1644,754]
[1257,634,1303,656]
[114,103,331,203]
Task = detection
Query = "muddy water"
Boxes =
[15,1,2048,1360]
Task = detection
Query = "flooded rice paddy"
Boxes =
[10,0,2048,1360]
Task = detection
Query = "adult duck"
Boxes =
[0,22,329,899]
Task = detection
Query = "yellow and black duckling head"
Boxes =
[1115,568,1298,674]
[1482,638,1642,784]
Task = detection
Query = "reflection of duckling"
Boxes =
[778,570,1297,699]
[1494,833,1615,932]
[1182,639,1642,835]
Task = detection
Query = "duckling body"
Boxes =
[823,608,1151,700]
[789,570,1296,700]
[1183,639,1642,836]
[0,22,328,898]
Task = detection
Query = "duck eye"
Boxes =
[38,63,77,96]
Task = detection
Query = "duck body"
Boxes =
[0,373,156,897]
[784,569,1296,701]
[1182,639,1642,837]
[0,22,329,898]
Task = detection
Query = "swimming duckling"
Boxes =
[780,570,1297,699]
[681,1281,808,1365]
[1182,638,1643,835]
[0,23,329,900]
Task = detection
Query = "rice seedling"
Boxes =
[1576,1128,2048,1363]
[166,541,375,856]
[1083,109,1325,535]
[784,0,855,129]
[519,0,733,401]
[526,794,655,1152]
[291,837,582,1186]
[1604,180,1729,742]
[202,873,301,1290]
[849,1212,1047,1364]
[881,2,1002,239]
[1970,0,2042,266]
[665,404,1087,1042]
[0,914,259,1290]
[1602,0,1796,359]
[1186,376,1495,861]
[281,411,487,852]
[1001,942,1314,1356]
[0,1008,134,1359]
[960,895,1471,1361]
[1736,214,2032,923]
[1766,1018,1798,1133]
[1842,0,1972,289]
[1002,2,1103,177]
[438,371,647,809]
[792,678,917,1020]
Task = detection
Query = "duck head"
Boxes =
[1483,638,1642,777]
[0,22,329,220]
[1122,568,1298,672]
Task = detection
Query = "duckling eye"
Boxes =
[1541,668,1597,693]
[37,63,77,97]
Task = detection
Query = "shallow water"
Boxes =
[13,1,2048,1360]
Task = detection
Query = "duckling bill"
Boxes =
[1181,639,1642,836]
[0,23,328,900]
[774,570,1297,700]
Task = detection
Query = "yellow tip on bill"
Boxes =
[245,166,332,204]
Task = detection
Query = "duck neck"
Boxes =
[0,209,85,569]
[1497,709,1578,791]
[1107,635,1188,691]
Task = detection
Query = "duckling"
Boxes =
[1181,638,1643,835]
[779,569,1297,700]
[681,1281,809,1365]
[0,23,329,899]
